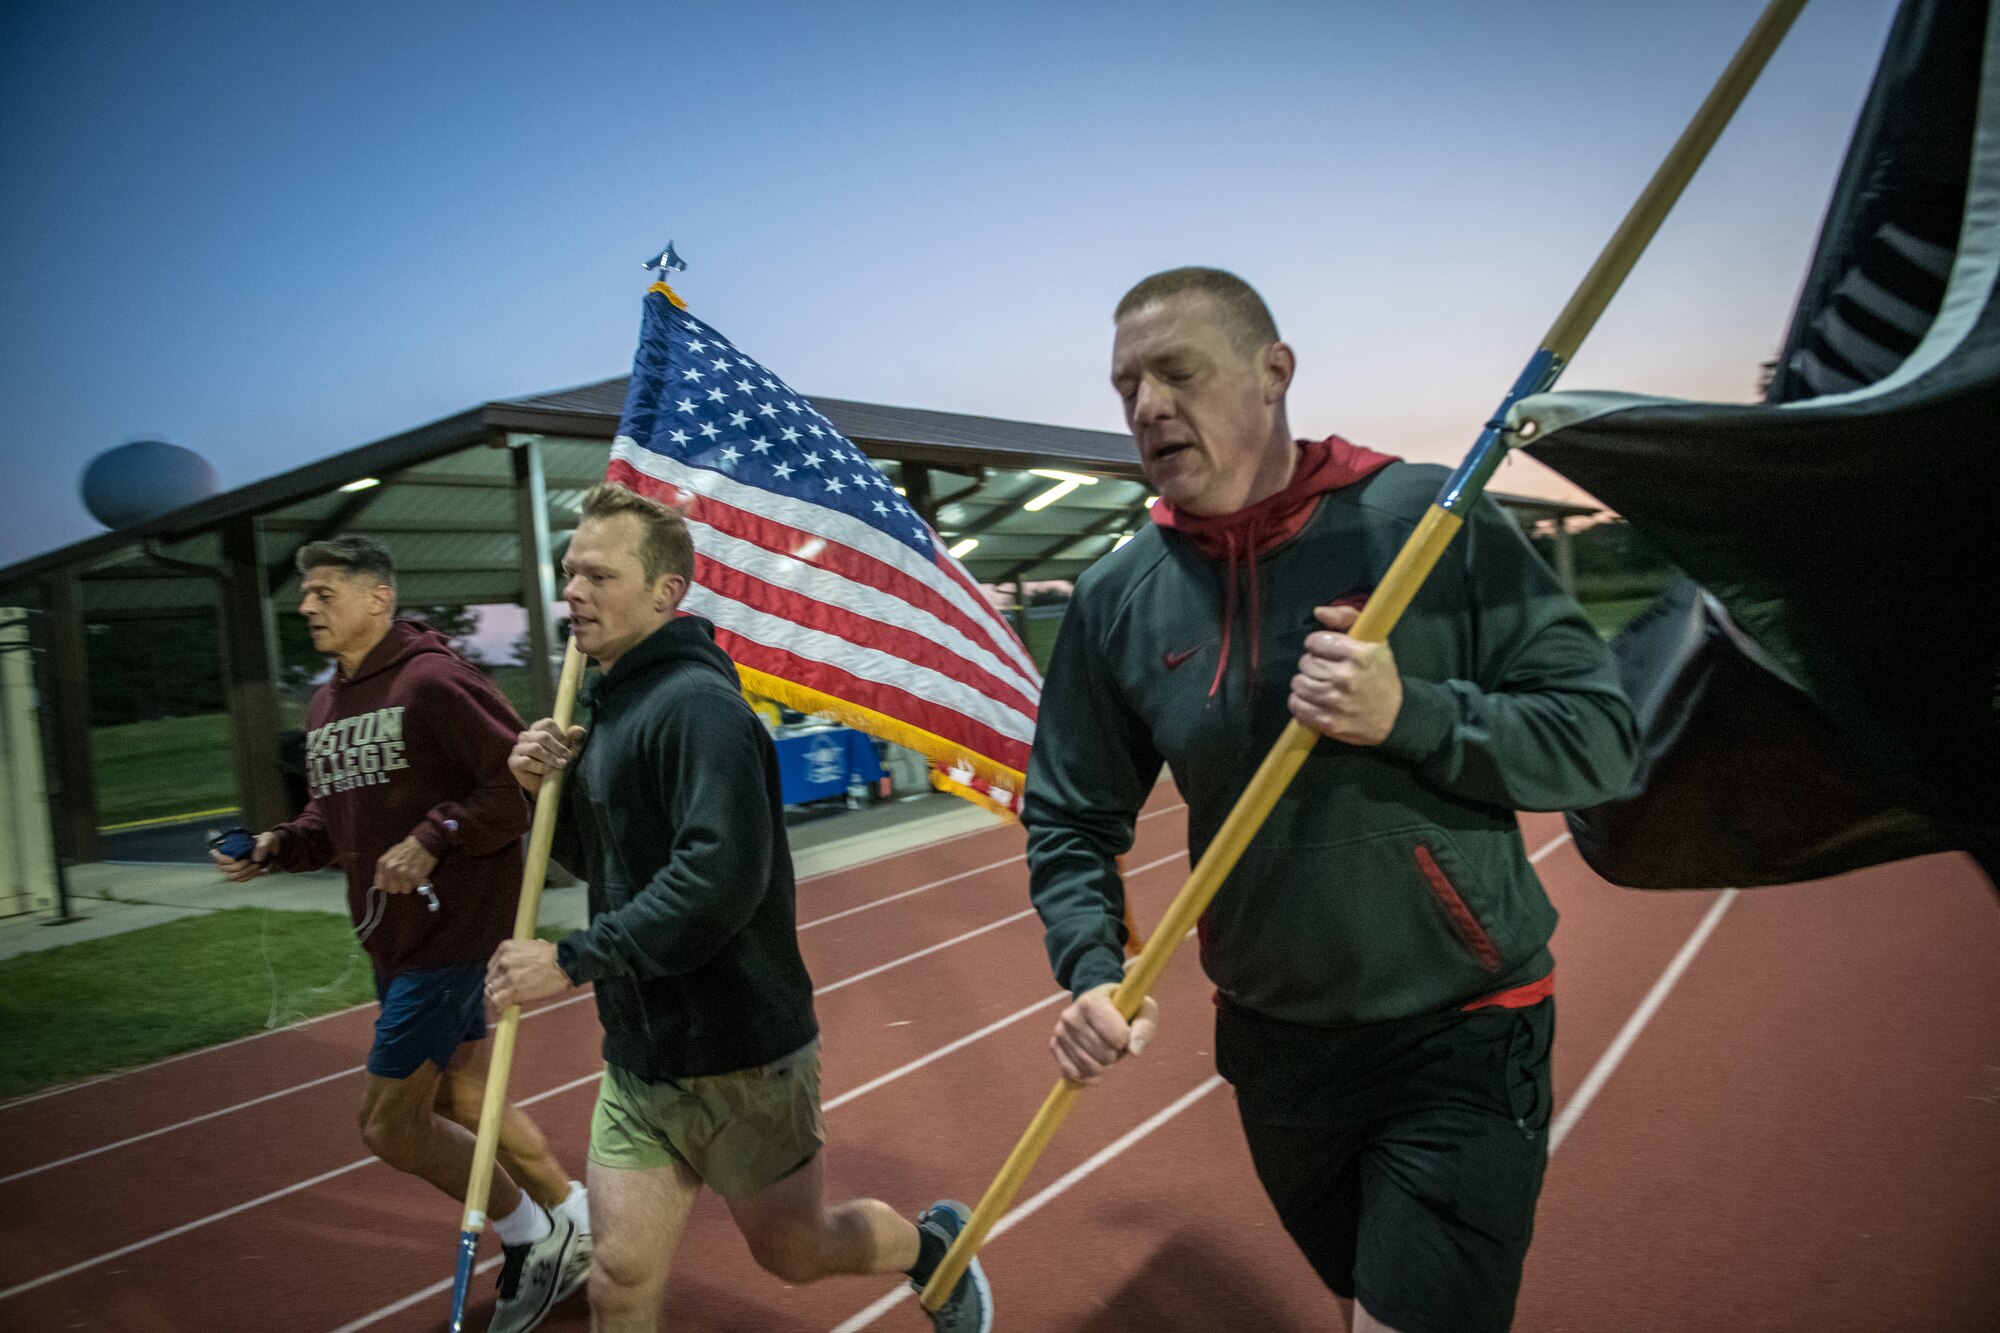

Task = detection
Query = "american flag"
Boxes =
[605,283,1039,814]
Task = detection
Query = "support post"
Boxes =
[511,435,558,722]
[902,464,939,531]
[40,573,99,864]
[1552,517,1577,596]
[219,517,291,833]
[2,606,69,919]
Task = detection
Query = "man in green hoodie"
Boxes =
[487,481,993,1333]
[1025,269,1638,1333]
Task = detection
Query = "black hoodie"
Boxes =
[552,615,818,1080]
[271,619,528,975]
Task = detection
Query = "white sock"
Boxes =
[558,1180,590,1235]
[490,1191,552,1247]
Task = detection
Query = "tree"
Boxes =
[84,615,224,726]
[401,605,485,665]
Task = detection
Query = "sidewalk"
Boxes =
[0,792,1004,962]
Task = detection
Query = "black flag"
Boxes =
[1517,0,1999,887]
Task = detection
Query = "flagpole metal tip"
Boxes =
[644,242,687,277]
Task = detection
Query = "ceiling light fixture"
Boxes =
[1022,468,1099,513]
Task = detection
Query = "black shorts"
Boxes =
[1215,996,1554,1333]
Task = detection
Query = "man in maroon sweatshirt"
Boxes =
[208,535,587,1333]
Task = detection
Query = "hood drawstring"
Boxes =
[1209,530,1238,700]
[1205,525,1269,702]
[1154,435,1400,705]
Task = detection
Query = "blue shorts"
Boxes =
[368,960,489,1079]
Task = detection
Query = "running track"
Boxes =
[2,792,1996,1331]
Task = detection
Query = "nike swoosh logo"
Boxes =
[1163,645,1203,670]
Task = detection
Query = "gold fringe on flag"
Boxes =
[734,664,1026,808]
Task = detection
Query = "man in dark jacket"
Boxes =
[210,535,587,1333]
[1025,269,1639,1333]
[488,482,992,1333]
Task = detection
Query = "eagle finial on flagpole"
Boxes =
[644,241,686,278]
[644,242,689,308]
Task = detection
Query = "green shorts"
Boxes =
[587,1041,826,1198]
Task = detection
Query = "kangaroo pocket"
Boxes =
[1201,824,1515,1027]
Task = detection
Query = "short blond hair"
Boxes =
[579,482,694,583]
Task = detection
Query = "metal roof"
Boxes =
[0,376,1597,618]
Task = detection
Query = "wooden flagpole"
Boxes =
[448,638,587,1332]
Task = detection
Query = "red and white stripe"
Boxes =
[609,441,1040,778]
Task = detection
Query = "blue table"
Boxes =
[772,727,884,805]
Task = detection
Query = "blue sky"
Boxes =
[0,0,1901,570]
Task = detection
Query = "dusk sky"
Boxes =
[0,0,1902,571]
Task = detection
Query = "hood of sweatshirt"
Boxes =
[340,619,462,686]
[1150,434,1398,699]
[586,613,741,706]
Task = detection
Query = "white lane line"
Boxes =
[1530,830,1572,864]
[1549,888,1739,1153]
[326,1254,502,1333]
[800,854,1024,930]
[2,1059,613,1306]
[825,992,1069,1113]
[801,802,1186,931]
[0,1155,378,1301]
[7,841,1203,1303]
[1,1067,362,1185]
[0,992,599,1183]
[323,946,1196,1332]
[1,882,1156,1301]
[830,1074,1228,1332]
[9,828,1188,1165]
[5,805,1192,1116]
[810,849,1184,999]
[814,911,1039,997]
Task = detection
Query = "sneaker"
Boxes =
[557,1220,592,1303]
[910,1200,994,1333]
[488,1210,579,1333]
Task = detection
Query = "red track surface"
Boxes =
[3,795,1996,1331]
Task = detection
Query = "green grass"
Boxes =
[90,712,240,826]
[1580,596,1657,638]
[0,909,576,1100]
[88,675,540,828]
[0,908,374,1099]
[89,600,1653,833]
